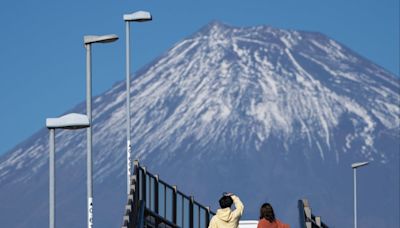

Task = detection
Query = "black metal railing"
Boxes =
[122,160,215,228]
[135,161,215,228]
[298,199,329,228]
[137,200,146,228]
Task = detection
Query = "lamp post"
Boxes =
[46,113,90,228]
[123,11,152,194]
[351,161,369,228]
[83,34,118,228]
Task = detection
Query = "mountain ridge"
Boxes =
[0,21,399,228]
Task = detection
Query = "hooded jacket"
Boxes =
[208,195,244,228]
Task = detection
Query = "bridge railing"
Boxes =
[122,160,215,228]
[298,199,329,228]
[135,161,214,228]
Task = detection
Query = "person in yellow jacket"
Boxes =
[208,193,244,228]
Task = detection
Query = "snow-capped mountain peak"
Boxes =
[0,21,398,228]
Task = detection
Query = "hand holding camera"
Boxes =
[223,192,234,197]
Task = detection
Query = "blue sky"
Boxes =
[0,0,398,155]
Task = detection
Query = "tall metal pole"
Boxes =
[85,43,94,228]
[125,21,132,195]
[49,129,55,228]
[353,168,357,228]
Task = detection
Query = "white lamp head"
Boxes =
[84,34,119,45]
[123,11,152,22]
[351,161,369,169]
[46,113,90,129]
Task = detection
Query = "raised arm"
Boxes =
[230,195,244,219]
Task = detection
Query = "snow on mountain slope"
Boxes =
[0,21,399,228]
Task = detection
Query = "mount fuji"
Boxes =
[0,21,399,228]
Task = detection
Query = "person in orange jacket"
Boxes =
[208,193,244,228]
[257,203,290,228]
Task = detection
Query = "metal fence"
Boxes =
[122,160,215,228]
[298,199,329,228]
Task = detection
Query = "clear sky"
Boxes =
[0,0,398,156]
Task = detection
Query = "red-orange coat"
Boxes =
[257,218,290,228]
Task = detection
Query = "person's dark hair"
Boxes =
[259,203,276,223]
[219,195,233,209]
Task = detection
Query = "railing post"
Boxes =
[133,161,139,204]
[155,175,160,228]
[189,196,194,228]
[205,207,211,228]
[164,184,167,218]
[128,160,140,228]
[197,205,200,228]
[298,199,306,228]
[315,216,321,227]
[181,195,184,227]
[172,186,177,224]
[155,175,159,214]
[142,167,147,202]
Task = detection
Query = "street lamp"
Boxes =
[46,113,90,228]
[351,161,369,228]
[123,10,152,194]
[84,34,118,228]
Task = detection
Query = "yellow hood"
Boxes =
[216,208,235,222]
